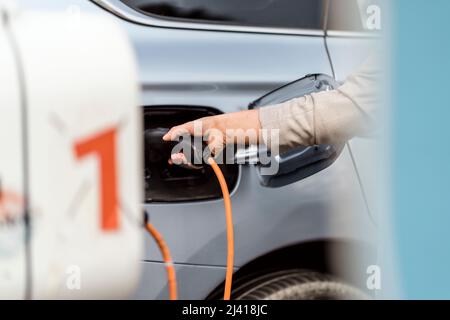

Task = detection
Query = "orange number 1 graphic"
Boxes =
[74,127,120,231]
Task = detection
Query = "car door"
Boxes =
[325,0,384,225]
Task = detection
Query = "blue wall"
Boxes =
[392,0,450,299]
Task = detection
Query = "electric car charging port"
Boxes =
[143,106,239,203]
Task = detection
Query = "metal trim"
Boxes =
[92,0,325,36]
[326,30,381,38]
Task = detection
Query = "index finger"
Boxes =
[162,121,194,141]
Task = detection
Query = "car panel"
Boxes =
[133,261,228,300]
[144,147,374,267]
[326,35,381,223]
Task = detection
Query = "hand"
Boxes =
[162,110,261,156]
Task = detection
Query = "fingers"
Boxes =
[162,116,227,159]
[162,121,195,141]
[169,152,188,165]
[205,127,225,156]
[169,153,204,171]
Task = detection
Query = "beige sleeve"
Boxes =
[259,56,380,153]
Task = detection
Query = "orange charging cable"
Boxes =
[146,155,234,300]
[208,157,235,300]
[145,221,178,300]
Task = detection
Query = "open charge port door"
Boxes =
[249,74,344,188]
[143,106,239,202]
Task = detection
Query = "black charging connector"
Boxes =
[143,210,149,225]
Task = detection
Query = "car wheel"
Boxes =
[232,269,370,300]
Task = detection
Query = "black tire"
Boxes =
[232,269,370,300]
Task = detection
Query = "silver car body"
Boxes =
[17,0,379,299]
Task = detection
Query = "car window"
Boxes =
[121,0,326,30]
